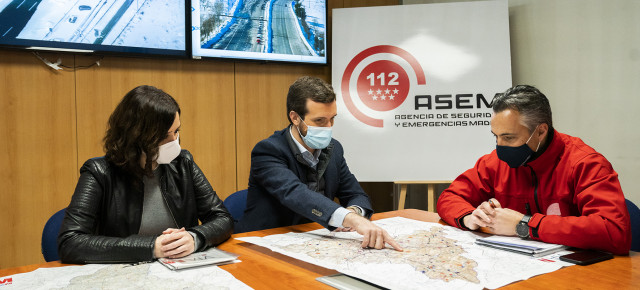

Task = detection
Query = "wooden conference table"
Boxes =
[1,209,638,289]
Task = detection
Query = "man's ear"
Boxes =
[538,123,549,140]
[289,111,299,125]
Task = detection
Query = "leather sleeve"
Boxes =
[182,153,233,250]
[57,160,156,264]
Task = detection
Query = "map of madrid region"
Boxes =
[238,217,570,290]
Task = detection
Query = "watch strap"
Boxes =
[346,206,364,216]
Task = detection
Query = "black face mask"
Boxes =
[496,126,541,168]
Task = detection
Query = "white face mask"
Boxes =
[156,135,181,164]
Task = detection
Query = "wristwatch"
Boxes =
[516,215,532,239]
[347,206,364,216]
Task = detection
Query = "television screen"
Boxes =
[192,0,326,64]
[0,0,187,56]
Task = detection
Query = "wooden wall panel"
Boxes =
[74,57,237,199]
[234,63,329,189]
[0,51,77,268]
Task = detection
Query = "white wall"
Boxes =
[404,0,640,206]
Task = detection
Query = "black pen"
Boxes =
[525,202,532,215]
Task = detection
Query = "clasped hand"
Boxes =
[153,227,195,259]
[462,198,524,236]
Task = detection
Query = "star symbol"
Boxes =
[393,88,399,94]
[389,95,395,100]
[381,95,386,100]
[376,89,382,95]
[372,95,378,100]
[368,89,373,95]
[384,89,390,94]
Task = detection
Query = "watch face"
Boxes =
[516,222,529,238]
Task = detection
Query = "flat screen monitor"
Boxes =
[0,0,187,57]
[192,0,326,64]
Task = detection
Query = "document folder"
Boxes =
[476,236,567,257]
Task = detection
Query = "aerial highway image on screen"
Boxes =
[0,0,185,51]
[193,0,326,63]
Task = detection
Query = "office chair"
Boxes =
[41,208,66,262]
[223,189,248,233]
[626,199,640,252]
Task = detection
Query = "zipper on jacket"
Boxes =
[159,174,179,228]
[525,165,541,214]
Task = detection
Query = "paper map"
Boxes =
[237,217,572,289]
[1,262,251,290]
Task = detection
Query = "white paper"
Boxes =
[158,247,240,270]
[0,262,252,290]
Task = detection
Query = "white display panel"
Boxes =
[332,1,512,181]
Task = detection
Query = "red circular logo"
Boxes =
[356,60,410,112]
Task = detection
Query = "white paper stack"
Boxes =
[475,236,567,257]
[157,248,240,270]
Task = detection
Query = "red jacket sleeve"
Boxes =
[437,156,494,229]
[528,153,631,255]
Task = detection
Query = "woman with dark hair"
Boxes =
[58,85,233,264]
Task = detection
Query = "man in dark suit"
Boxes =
[237,76,401,251]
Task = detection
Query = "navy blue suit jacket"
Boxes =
[236,127,373,232]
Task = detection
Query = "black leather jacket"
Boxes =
[58,150,233,264]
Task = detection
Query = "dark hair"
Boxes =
[286,76,336,123]
[491,85,553,131]
[103,85,180,178]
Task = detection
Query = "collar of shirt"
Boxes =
[289,125,321,168]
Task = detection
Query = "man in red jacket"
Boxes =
[437,85,631,255]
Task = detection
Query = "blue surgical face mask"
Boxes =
[496,125,541,168]
[297,118,332,149]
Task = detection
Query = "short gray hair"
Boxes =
[491,85,553,132]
